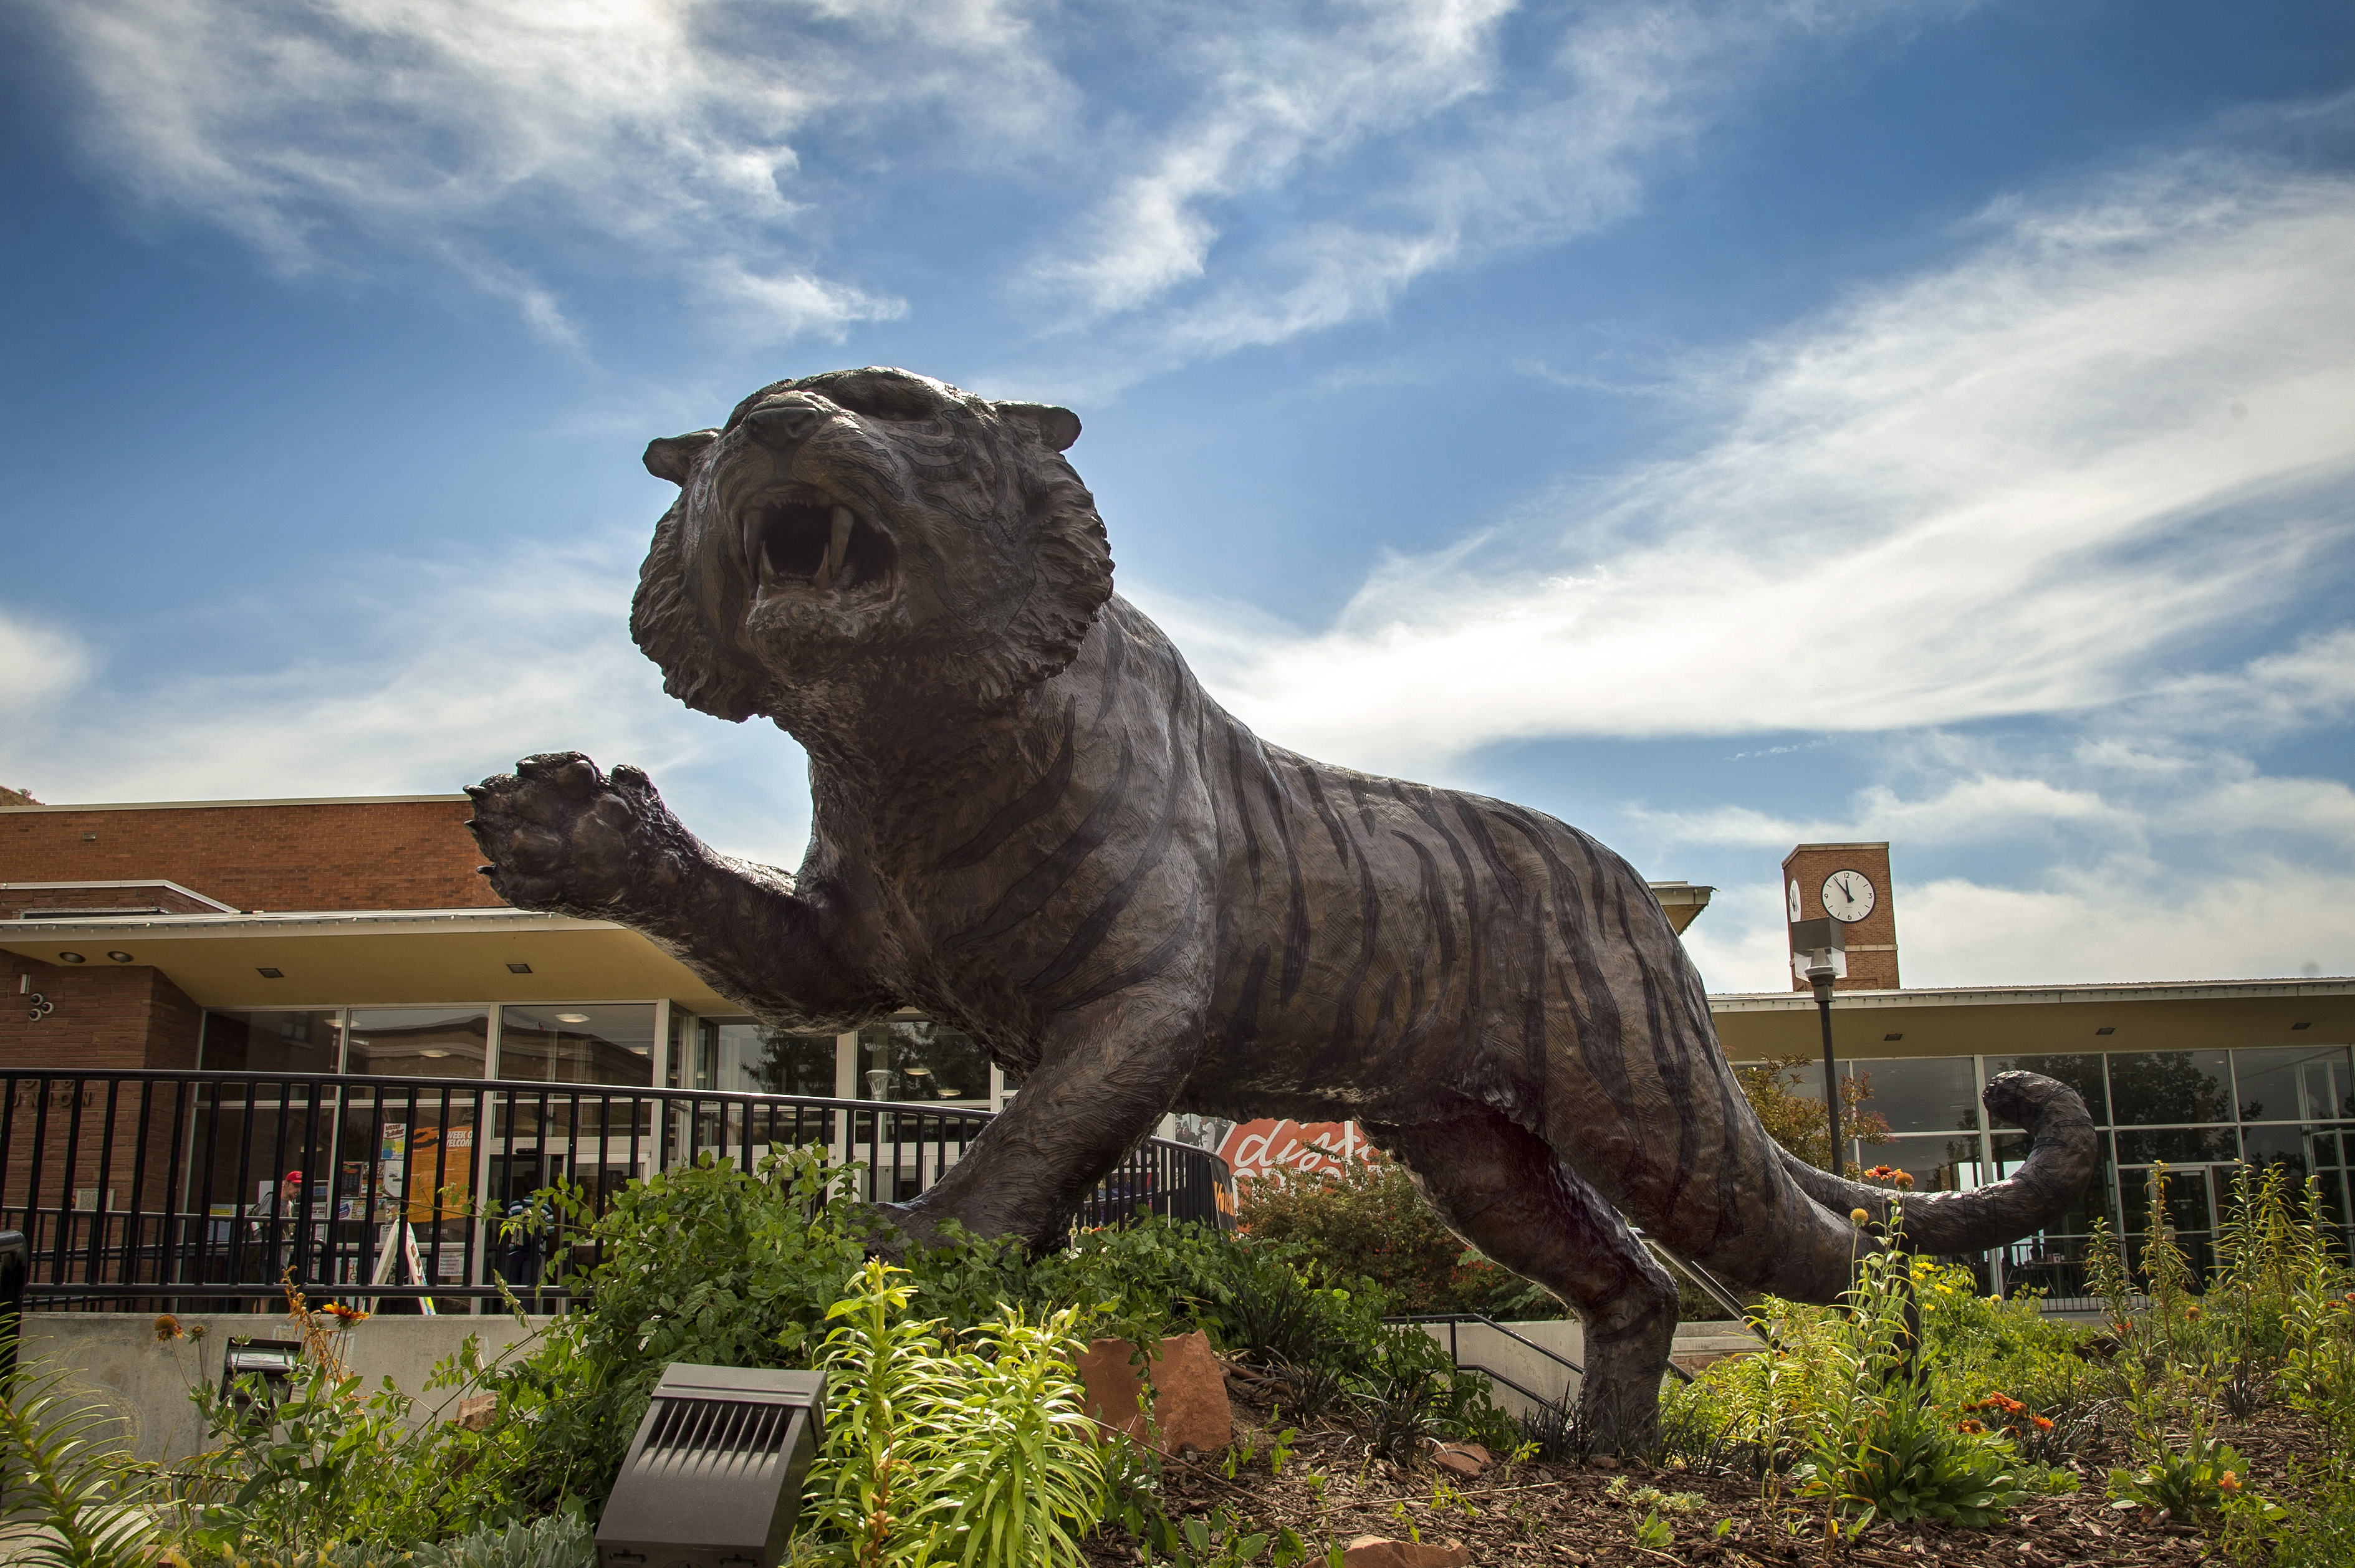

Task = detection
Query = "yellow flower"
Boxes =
[1849,1208,1871,1225]
[151,1314,183,1342]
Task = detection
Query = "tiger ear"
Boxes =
[993,402,1082,452]
[643,430,720,484]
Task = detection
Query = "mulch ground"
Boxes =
[1078,1364,2328,1566]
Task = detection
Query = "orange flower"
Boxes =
[151,1314,183,1342]
[322,1303,370,1324]
[1958,1419,1984,1434]
[2217,1471,2240,1493]
[2032,1415,2054,1430]
[2185,1305,2202,1319]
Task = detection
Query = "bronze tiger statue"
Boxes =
[464,366,2098,1446]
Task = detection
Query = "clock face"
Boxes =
[1822,869,1876,924]
[1787,879,1803,922]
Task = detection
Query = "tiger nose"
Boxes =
[742,392,828,448]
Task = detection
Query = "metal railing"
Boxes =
[0,1069,1233,1311]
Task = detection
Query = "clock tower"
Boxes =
[1783,841,1899,991]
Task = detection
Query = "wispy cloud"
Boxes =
[1140,157,2355,774]
[28,0,1053,339]
[1025,0,1944,378]
[0,536,813,868]
[0,610,94,715]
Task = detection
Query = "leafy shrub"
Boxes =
[795,1261,1106,1568]
[411,1514,596,1568]
[1236,1155,1556,1319]
[0,1334,159,1568]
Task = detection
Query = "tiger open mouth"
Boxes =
[740,487,898,605]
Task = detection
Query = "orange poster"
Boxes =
[1214,1119,1368,1183]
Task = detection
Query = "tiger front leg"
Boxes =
[466,752,880,1024]
[872,990,1209,1255]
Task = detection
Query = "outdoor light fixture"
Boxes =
[1789,917,1846,1174]
[222,1337,303,1418]
[256,967,284,979]
[106,952,133,963]
[57,953,85,964]
[555,1013,591,1025]
[506,963,532,975]
[597,1364,827,1568]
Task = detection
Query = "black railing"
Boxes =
[0,1070,1233,1310]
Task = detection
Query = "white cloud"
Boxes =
[0,610,95,715]
[1139,160,2355,776]
[0,537,812,868]
[1028,0,1942,373]
[30,0,1062,338]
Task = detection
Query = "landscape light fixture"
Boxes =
[1788,916,1846,1174]
[597,1364,827,1568]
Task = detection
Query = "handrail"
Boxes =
[1385,1309,1695,1385]
[0,1068,1233,1310]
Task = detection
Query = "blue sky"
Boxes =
[2,0,2351,993]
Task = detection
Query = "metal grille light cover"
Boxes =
[596,1365,827,1568]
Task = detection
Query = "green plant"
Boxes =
[411,1513,597,1568]
[2106,1427,2261,1524]
[797,1260,1108,1568]
[0,1339,157,1568]
[1128,1508,1321,1567]
[1631,1510,1673,1550]
[1790,1236,2031,1529]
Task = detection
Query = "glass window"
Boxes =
[2105,1051,2232,1126]
[345,1008,489,1078]
[1986,1053,2109,1126]
[691,1019,838,1096]
[2116,1126,2237,1164]
[1845,1056,1980,1135]
[857,1019,989,1103]
[2233,1044,2355,1124]
[200,1010,342,1074]
[1992,1129,2114,1238]
[1856,1131,1983,1194]
[497,1004,656,1087]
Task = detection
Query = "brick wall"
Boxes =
[1,798,499,912]
[2,954,204,1254]
[1782,842,1901,991]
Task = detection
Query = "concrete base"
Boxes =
[20,1311,560,1464]
[1414,1318,1763,1416]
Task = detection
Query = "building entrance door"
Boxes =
[2117,1162,2223,1287]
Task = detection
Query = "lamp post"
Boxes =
[1789,916,1848,1174]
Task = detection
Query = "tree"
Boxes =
[1733,1054,1894,1175]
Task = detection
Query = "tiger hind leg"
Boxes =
[1374,1105,1679,1455]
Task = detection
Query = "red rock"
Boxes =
[1432,1448,1483,1478]
[1147,1330,1234,1455]
[1435,1441,1492,1472]
[1073,1331,1232,1456]
[1341,1536,1470,1567]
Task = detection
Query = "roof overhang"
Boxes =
[1708,978,2355,1059]
[1,909,741,1013]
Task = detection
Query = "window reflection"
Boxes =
[1844,1056,1979,1134]
[201,1010,342,1074]
[345,1009,489,1078]
[497,1004,655,1087]
[2104,1051,2232,1126]
[1987,1053,2109,1126]
[691,1019,837,1096]
[858,1020,988,1102]
[2232,1045,2355,1123]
